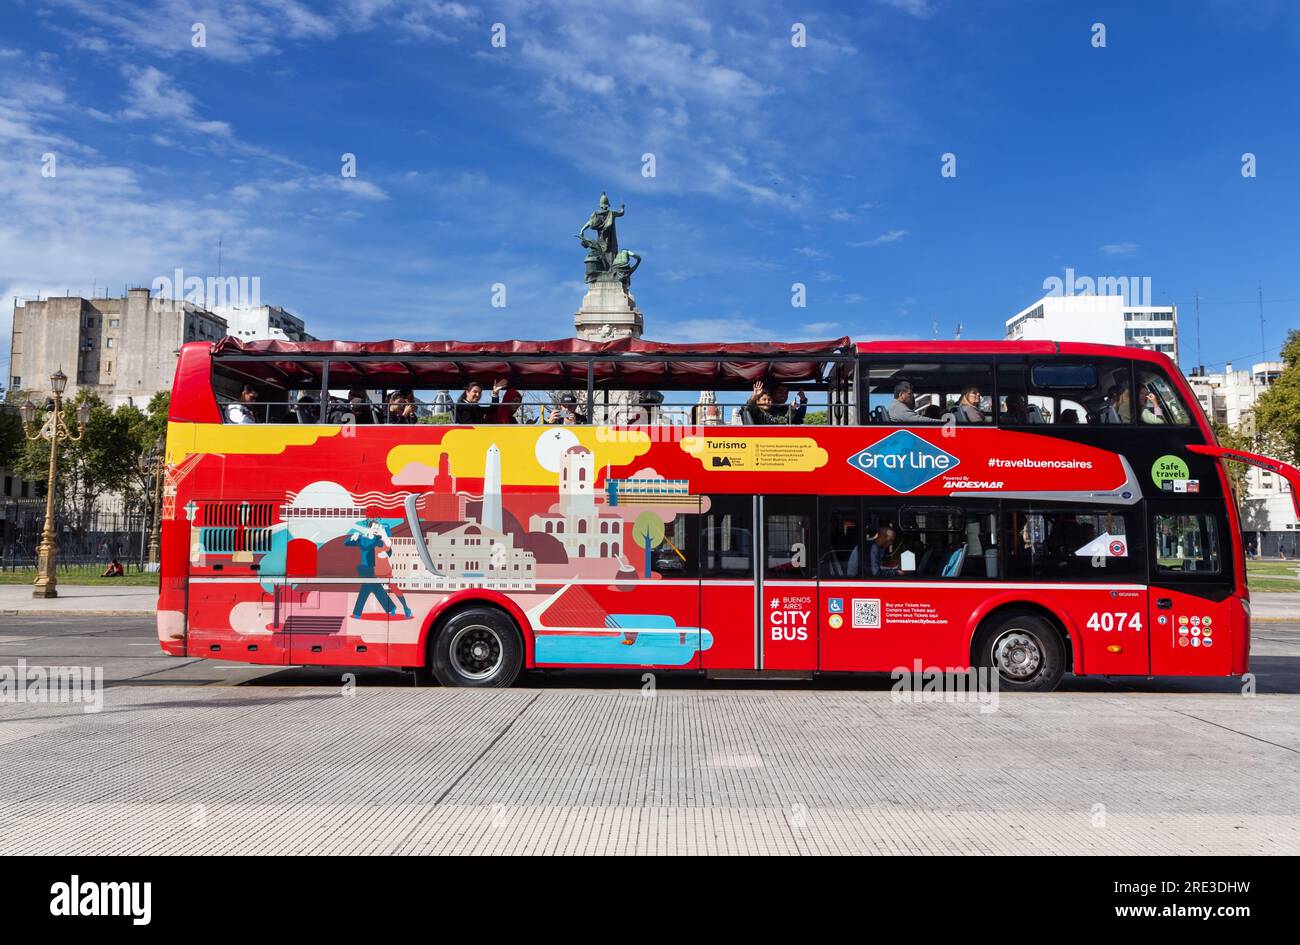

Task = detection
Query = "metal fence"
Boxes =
[0,498,153,571]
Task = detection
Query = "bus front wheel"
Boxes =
[975,612,1065,692]
[427,607,524,688]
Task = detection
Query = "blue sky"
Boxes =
[2,0,1298,377]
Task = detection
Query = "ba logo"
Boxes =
[847,430,959,493]
[712,456,732,467]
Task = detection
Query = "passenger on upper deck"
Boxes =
[770,384,808,424]
[1099,386,1130,424]
[226,385,260,424]
[547,393,587,425]
[341,387,379,425]
[1003,393,1044,424]
[886,381,940,424]
[745,382,788,424]
[1139,390,1165,424]
[955,385,985,423]
[292,394,319,424]
[454,379,508,423]
[387,389,418,424]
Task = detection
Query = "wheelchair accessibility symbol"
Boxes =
[828,598,844,614]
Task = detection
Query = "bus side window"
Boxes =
[1137,369,1192,425]
[998,360,1133,425]
[765,496,816,579]
[864,362,993,424]
[1004,507,1139,580]
[645,511,698,579]
[702,496,753,577]
[819,500,864,578]
[1153,513,1220,574]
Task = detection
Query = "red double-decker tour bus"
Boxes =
[155,336,1300,690]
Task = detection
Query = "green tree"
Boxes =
[1210,417,1251,498]
[0,405,23,470]
[1253,329,1300,465]
[121,391,171,519]
[14,391,141,533]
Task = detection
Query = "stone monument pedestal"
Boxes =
[574,278,643,341]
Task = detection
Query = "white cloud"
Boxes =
[850,229,908,247]
[795,246,830,259]
[1099,242,1139,257]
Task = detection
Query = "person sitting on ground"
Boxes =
[955,385,986,423]
[886,380,941,423]
[454,379,508,423]
[102,558,124,578]
[745,381,789,424]
[547,393,587,425]
[226,385,260,424]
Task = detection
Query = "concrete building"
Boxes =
[8,290,227,409]
[210,305,314,342]
[1006,295,1179,363]
[1187,361,1297,556]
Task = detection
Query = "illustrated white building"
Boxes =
[388,521,536,591]
[1187,361,1296,555]
[529,445,624,559]
[1006,294,1178,363]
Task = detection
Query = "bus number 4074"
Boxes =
[1086,612,1143,632]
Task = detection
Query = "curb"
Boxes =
[0,609,154,618]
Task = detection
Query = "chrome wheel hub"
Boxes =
[449,624,503,681]
[992,630,1042,681]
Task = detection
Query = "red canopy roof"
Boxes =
[210,336,853,389]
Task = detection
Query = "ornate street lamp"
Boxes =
[147,441,164,566]
[21,370,89,598]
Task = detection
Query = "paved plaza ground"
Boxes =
[0,613,1296,854]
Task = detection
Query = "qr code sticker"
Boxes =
[852,599,881,629]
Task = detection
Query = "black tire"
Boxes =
[974,611,1066,692]
[427,607,523,688]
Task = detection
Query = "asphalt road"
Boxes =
[1,615,1297,854]
[2,614,1298,692]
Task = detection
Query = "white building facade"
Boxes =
[1187,361,1297,556]
[1006,295,1178,363]
[211,305,314,342]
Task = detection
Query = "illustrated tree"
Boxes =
[631,511,664,577]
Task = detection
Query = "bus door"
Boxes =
[759,496,819,671]
[284,526,390,667]
[1147,500,1233,676]
[700,496,759,670]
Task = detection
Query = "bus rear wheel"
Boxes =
[975,612,1065,692]
[427,607,523,688]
